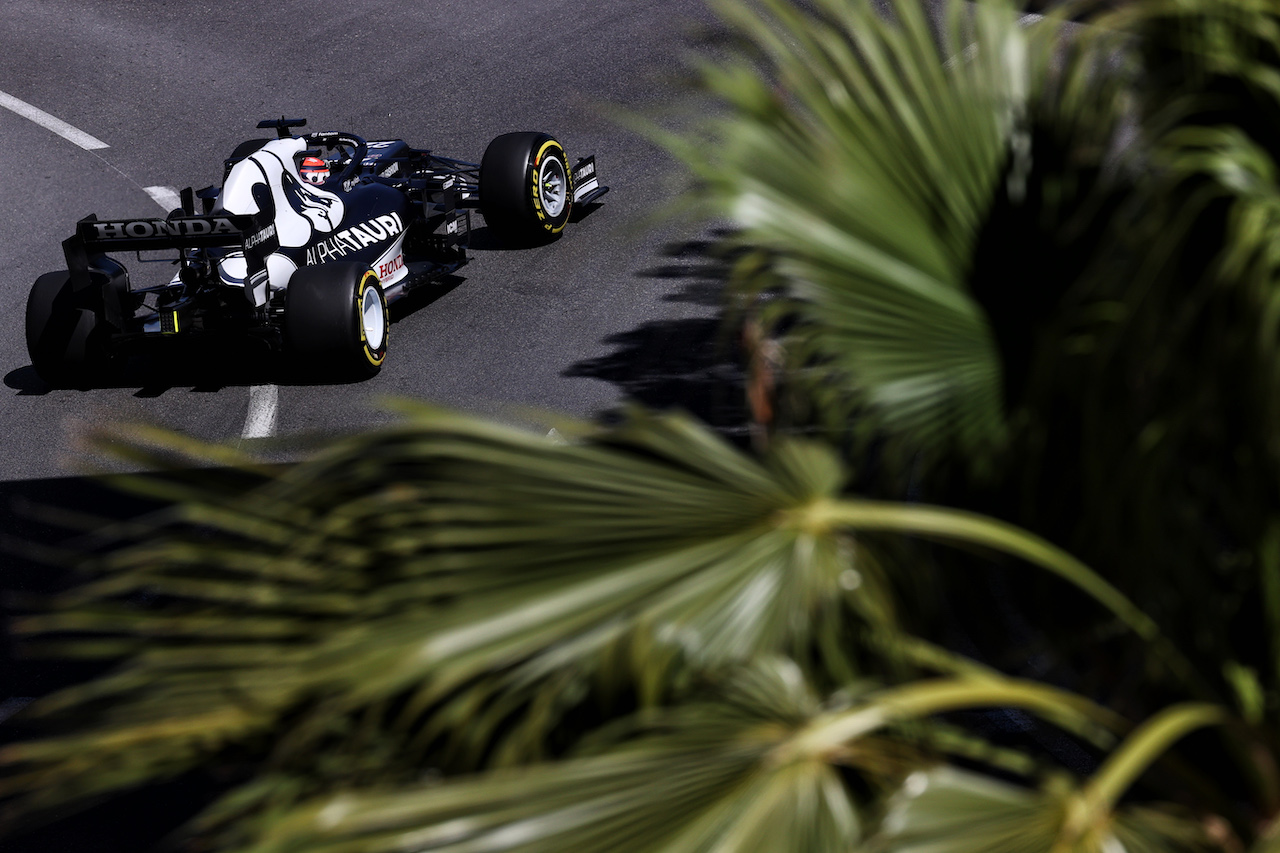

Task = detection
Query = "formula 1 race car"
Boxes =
[25,117,607,386]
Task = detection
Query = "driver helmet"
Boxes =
[300,156,329,185]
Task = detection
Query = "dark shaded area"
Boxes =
[0,473,247,700]
[566,234,753,437]
[567,316,749,432]
[0,470,265,852]
[0,772,226,853]
[5,274,468,397]
[458,202,604,252]
[951,3,1280,725]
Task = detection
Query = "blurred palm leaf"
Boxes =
[673,0,1087,470]
[960,0,1280,715]
[877,701,1230,851]
[876,765,1213,853]
[674,0,1280,747]
[0,407,892,828]
[1,402,1171,840]
[212,664,1129,853]
[230,659,865,853]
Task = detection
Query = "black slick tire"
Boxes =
[26,271,107,388]
[284,263,388,379]
[480,132,572,244]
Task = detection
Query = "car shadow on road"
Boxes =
[6,344,324,395]
[389,273,465,322]
[464,204,605,252]
[4,275,469,395]
[565,232,753,437]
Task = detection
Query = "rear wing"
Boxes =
[67,212,258,252]
[63,201,278,328]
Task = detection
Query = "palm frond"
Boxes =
[876,765,1213,853]
[677,0,1088,471]
[206,659,866,853]
[224,667,1143,853]
[0,408,890,828]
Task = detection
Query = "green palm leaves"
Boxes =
[196,669,1218,853]
[234,659,861,853]
[0,409,887,827]
[1,403,1238,851]
[680,0,1059,465]
[8,0,1280,849]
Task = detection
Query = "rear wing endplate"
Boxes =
[571,156,608,207]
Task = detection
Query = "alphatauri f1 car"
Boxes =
[26,118,607,385]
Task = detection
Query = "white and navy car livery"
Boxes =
[25,118,607,385]
[214,135,409,302]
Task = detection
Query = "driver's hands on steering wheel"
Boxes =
[327,144,352,171]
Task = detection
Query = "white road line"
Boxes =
[142,186,280,440]
[0,89,109,150]
[143,185,183,212]
[242,384,279,439]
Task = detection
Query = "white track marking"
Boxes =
[242,384,279,439]
[144,185,182,212]
[0,89,108,150]
[142,186,280,440]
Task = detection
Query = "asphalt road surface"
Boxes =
[0,1,751,843]
[0,0,751,751]
[0,0,743,484]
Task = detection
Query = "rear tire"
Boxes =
[284,264,388,379]
[26,271,107,388]
[480,131,572,244]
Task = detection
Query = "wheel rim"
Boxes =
[538,156,567,218]
[361,283,385,351]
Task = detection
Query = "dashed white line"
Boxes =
[0,89,108,150]
[242,384,279,438]
[143,185,183,213]
[143,186,279,440]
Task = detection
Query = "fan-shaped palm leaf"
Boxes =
[231,659,864,853]
[877,765,1214,853]
[1,402,1173,838]
[0,408,887,829]
[672,0,1087,469]
[876,702,1231,853]
[220,666,1141,853]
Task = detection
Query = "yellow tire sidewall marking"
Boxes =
[531,140,571,233]
[357,270,386,366]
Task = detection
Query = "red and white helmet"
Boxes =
[300,156,329,185]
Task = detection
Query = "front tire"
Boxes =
[26,271,107,388]
[284,264,388,379]
[480,131,572,244]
